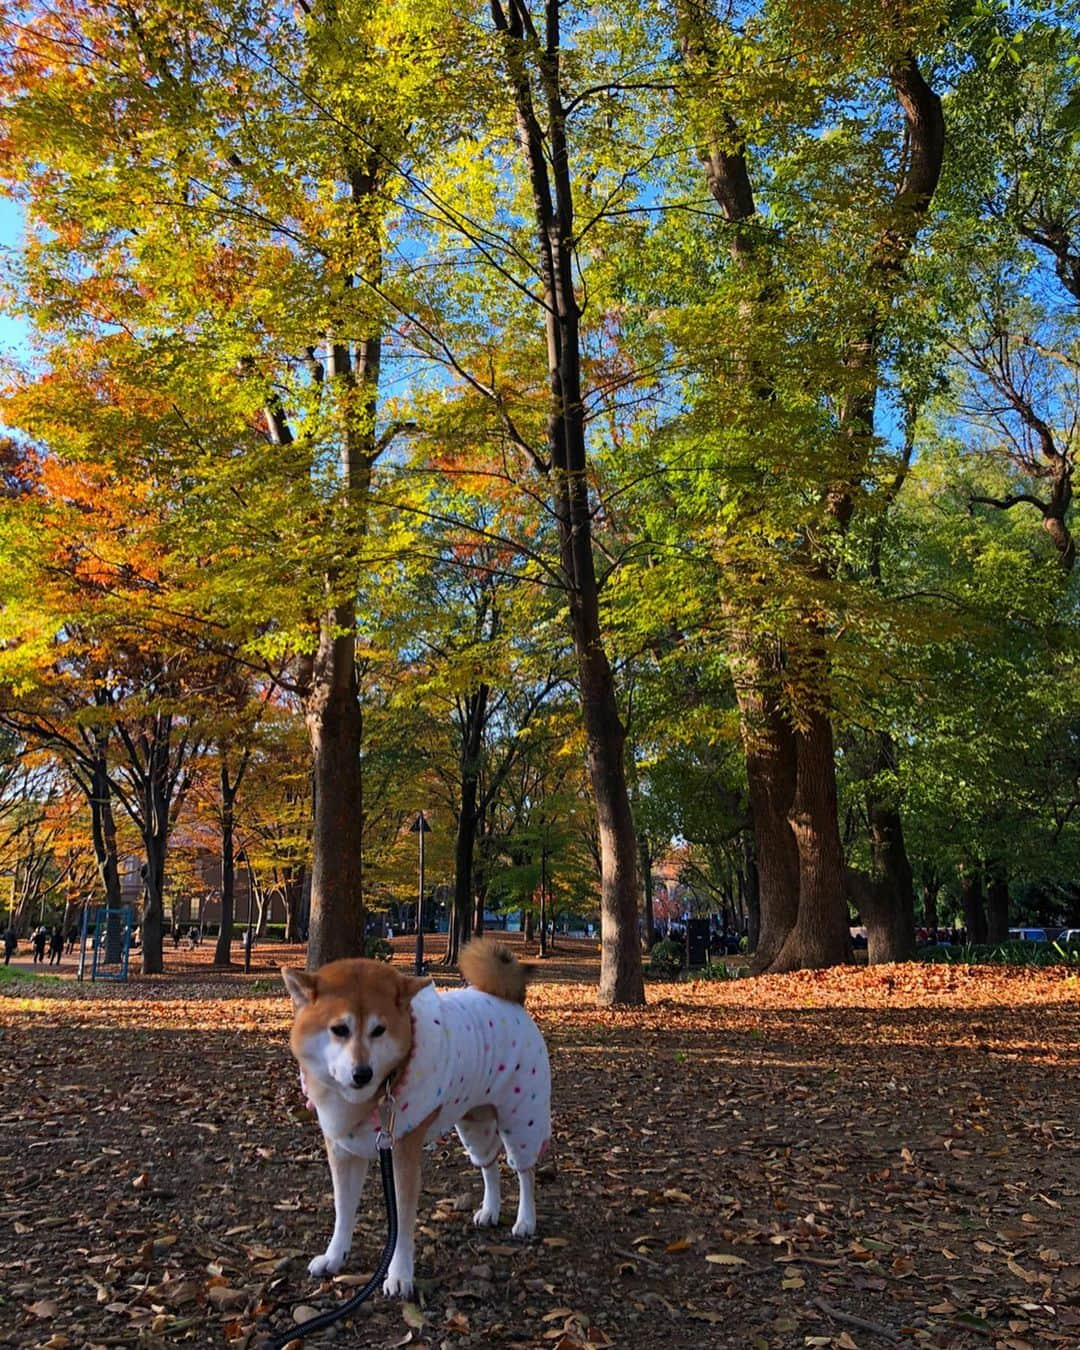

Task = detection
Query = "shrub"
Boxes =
[364,936,393,962]
[920,940,1080,968]
[692,961,748,981]
[647,938,684,978]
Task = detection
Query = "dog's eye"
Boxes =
[330,1023,350,1039]
[370,1024,385,1038]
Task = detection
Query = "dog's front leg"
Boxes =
[309,1140,369,1278]
[384,1112,436,1298]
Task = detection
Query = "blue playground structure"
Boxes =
[77,904,134,982]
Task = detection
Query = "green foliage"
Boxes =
[647,938,685,978]
[688,961,749,982]
[920,940,1080,967]
[0,0,1077,972]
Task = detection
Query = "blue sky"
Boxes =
[0,196,31,361]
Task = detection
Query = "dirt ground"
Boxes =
[1,936,1077,1349]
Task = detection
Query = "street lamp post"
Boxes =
[410,812,431,976]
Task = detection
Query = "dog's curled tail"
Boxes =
[459,939,534,1005]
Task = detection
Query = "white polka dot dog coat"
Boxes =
[335,983,551,1170]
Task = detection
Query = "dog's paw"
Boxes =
[308,1247,348,1278]
[382,1268,414,1299]
[473,1205,500,1228]
[511,1217,536,1239]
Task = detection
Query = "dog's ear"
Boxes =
[281,966,318,1009]
[395,973,433,1007]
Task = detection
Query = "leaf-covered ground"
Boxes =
[1,942,1077,1349]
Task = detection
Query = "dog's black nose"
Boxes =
[352,1064,373,1087]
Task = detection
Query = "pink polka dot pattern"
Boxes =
[322,984,552,1174]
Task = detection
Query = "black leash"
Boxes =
[262,1139,397,1349]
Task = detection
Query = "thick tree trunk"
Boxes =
[734,663,799,972]
[960,866,987,945]
[848,867,909,966]
[580,657,643,1003]
[88,747,123,910]
[771,711,852,972]
[986,867,1010,943]
[862,734,917,962]
[306,644,365,968]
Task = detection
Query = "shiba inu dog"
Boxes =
[282,940,551,1298]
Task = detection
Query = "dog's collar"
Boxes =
[376,1065,400,1104]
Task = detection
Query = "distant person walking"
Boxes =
[3,927,16,965]
[32,927,47,964]
[48,926,64,966]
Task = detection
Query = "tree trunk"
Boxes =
[524,909,534,942]
[141,828,166,976]
[88,743,123,910]
[492,0,643,1006]
[675,12,942,978]
[863,734,916,963]
[297,143,382,971]
[284,866,305,943]
[446,901,464,967]
[772,711,852,972]
[450,685,488,961]
[921,872,940,931]
[581,670,643,1003]
[138,726,174,976]
[213,765,236,967]
[735,662,799,971]
[639,831,656,948]
[305,648,365,968]
[960,866,987,945]
[449,798,476,960]
[742,833,760,955]
[986,866,1009,943]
